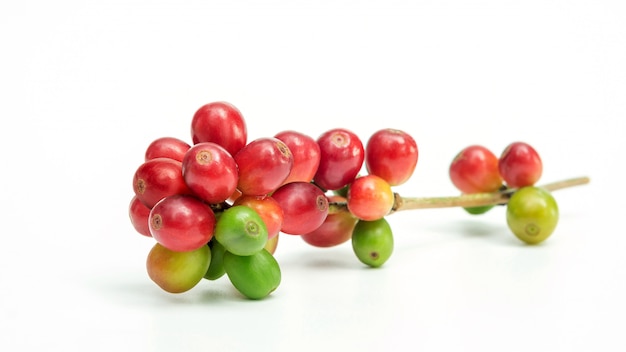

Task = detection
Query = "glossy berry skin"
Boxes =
[347,175,394,221]
[235,138,293,196]
[145,137,191,162]
[204,240,226,281]
[146,242,211,294]
[214,205,268,256]
[351,218,394,268]
[463,205,494,215]
[182,142,239,204]
[133,158,190,209]
[223,249,281,300]
[149,195,216,252]
[271,182,329,235]
[506,186,559,244]
[129,195,152,237]
[233,195,284,239]
[365,129,418,186]
[314,128,364,191]
[264,234,279,255]
[191,101,247,156]
[301,196,357,248]
[498,142,543,188]
[449,145,503,194]
[274,130,321,184]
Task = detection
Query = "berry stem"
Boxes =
[390,176,590,212]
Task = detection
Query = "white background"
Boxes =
[1,1,624,351]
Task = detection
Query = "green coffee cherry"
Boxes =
[214,205,268,256]
[204,240,226,280]
[463,205,494,215]
[223,249,281,300]
[351,218,394,267]
[506,186,559,244]
[333,184,350,198]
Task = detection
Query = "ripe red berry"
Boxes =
[365,129,418,186]
[129,195,152,237]
[314,128,364,191]
[182,142,239,204]
[149,195,216,252]
[449,145,503,193]
[272,182,329,235]
[274,130,321,184]
[498,142,543,188]
[301,196,357,248]
[191,102,247,156]
[145,137,191,162]
[235,138,293,196]
[132,158,190,209]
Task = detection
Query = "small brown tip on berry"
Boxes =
[136,179,146,194]
[196,150,213,164]
[316,195,328,212]
[150,214,163,230]
[525,223,540,237]
[331,132,348,147]
[276,141,291,158]
[245,220,261,237]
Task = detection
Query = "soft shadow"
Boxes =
[451,219,504,238]
[277,247,361,270]
[81,273,248,306]
[422,218,528,247]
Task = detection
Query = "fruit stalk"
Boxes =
[391,176,590,212]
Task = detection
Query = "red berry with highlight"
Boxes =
[191,102,247,156]
[149,195,216,252]
[235,138,293,196]
[272,182,329,235]
[145,137,191,162]
[314,128,364,191]
[132,158,190,209]
[182,142,239,204]
[274,130,321,184]
[365,129,418,186]
[499,142,543,188]
[301,196,357,248]
[129,195,152,237]
[449,145,503,193]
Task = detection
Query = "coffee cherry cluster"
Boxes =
[449,142,558,244]
[306,128,419,268]
[129,100,587,300]
[129,101,418,299]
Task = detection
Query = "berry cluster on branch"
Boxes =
[129,101,589,299]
